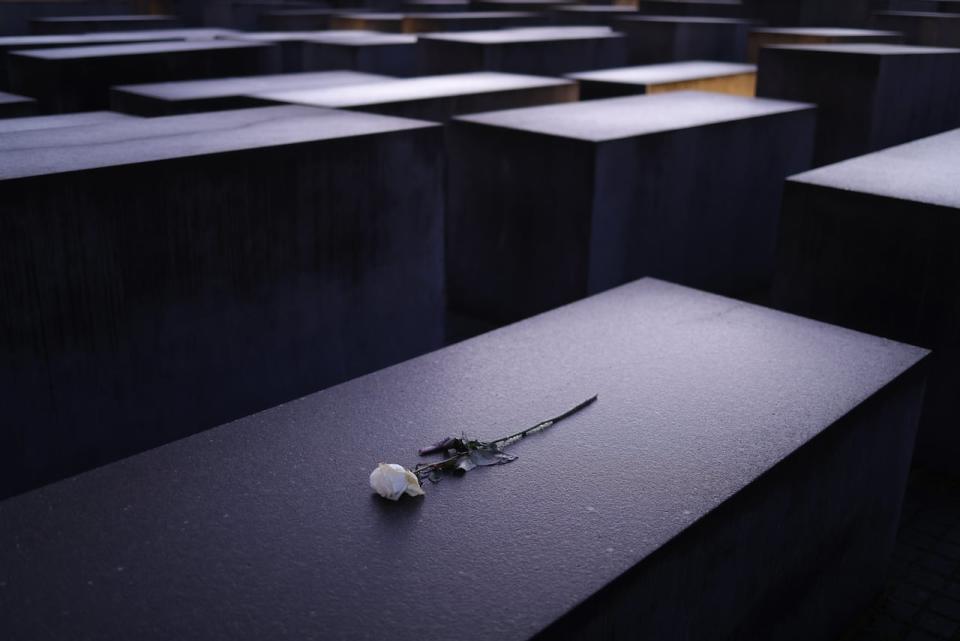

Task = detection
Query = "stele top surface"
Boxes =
[0,279,928,641]
[0,32,193,48]
[482,0,574,4]
[789,127,960,210]
[35,14,177,24]
[421,25,619,44]
[0,111,137,134]
[307,32,417,45]
[647,0,742,4]
[115,71,392,101]
[224,31,356,42]
[254,71,573,108]
[0,90,33,105]
[105,28,236,39]
[567,60,756,85]
[876,10,960,19]
[337,12,405,19]
[751,27,901,37]
[11,39,269,61]
[654,0,743,7]
[555,5,636,12]
[0,30,213,50]
[0,106,436,181]
[26,28,235,44]
[410,11,538,18]
[260,8,342,15]
[764,42,960,56]
[618,15,749,24]
[456,90,813,142]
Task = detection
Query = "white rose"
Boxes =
[369,463,425,501]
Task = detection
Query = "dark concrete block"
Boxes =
[256,8,347,31]
[473,0,574,9]
[872,11,960,47]
[568,60,756,99]
[303,32,421,76]
[329,12,406,32]
[0,1,136,36]
[574,0,635,6]
[29,14,183,35]
[772,128,960,473]
[549,5,637,27]
[419,26,627,75]
[112,70,392,116]
[253,71,578,120]
[886,0,960,10]
[615,16,751,63]
[447,91,815,322]
[0,278,928,641]
[0,105,445,499]
[228,0,333,30]
[0,90,36,117]
[221,31,343,73]
[0,32,202,90]
[743,0,875,27]
[402,11,544,32]
[0,110,138,133]
[227,1,290,30]
[748,27,903,62]
[163,0,228,27]
[635,0,746,17]
[404,0,470,12]
[756,43,960,166]
[7,40,275,113]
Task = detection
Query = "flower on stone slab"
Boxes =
[369,463,425,501]
[368,395,597,501]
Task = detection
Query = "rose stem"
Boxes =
[413,394,598,481]
[490,394,598,448]
[414,454,461,480]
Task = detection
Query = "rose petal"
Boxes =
[369,463,411,500]
[403,468,425,497]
